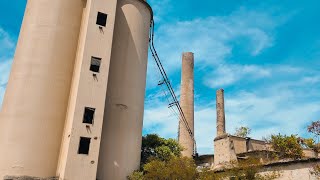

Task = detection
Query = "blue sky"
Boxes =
[0,0,319,154]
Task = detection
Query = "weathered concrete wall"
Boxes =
[229,136,268,154]
[249,139,268,151]
[4,176,58,180]
[179,52,195,157]
[1,0,152,179]
[259,160,319,180]
[230,136,247,154]
[97,0,152,179]
[303,149,318,158]
[56,0,119,179]
[214,136,237,168]
[0,0,84,178]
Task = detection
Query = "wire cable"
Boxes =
[149,20,197,155]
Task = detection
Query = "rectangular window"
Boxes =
[83,107,95,124]
[90,57,101,73]
[96,12,108,27]
[78,137,91,155]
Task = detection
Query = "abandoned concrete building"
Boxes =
[0,0,319,179]
[0,0,152,180]
[194,89,320,179]
[176,52,319,179]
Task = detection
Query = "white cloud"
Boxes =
[0,86,5,109]
[0,59,12,110]
[151,8,280,70]
[0,28,15,56]
[0,27,15,109]
[194,107,216,153]
[145,7,288,91]
[143,7,299,154]
[225,90,320,139]
[148,0,172,23]
[204,64,272,88]
[0,59,13,85]
[143,105,180,138]
[144,70,320,155]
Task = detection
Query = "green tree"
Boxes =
[234,126,251,138]
[141,134,183,165]
[270,134,303,159]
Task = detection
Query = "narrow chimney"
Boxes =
[216,89,226,136]
[179,52,194,157]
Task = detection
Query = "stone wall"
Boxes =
[214,136,237,167]
[259,159,320,180]
[230,136,247,154]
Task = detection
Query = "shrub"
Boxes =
[270,134,303,159]
[234,126,251,138]
[136,156,197,180]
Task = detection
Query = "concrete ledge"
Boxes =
[214,134,229,141]
[4,176,58,180]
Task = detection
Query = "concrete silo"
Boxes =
[0,0,84,178]
[55,0,120,179]
[97,0,152,179]
[0,0,152,179]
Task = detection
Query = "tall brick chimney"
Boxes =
[178,52,195,157]
[216,89,226,136]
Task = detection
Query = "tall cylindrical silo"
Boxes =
[0,0,84,178]
[97,0,152,179]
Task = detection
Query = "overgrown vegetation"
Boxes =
[307,120,320,152]
[131,120,320,179]
[234,126,251,138]
[308,121,320,137]
[311,164,320,177]
[226,158,281,180]
[129,134,280,180]
[268,134,303,159]
[140,134,183,166]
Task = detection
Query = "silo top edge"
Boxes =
[136,0,154,21]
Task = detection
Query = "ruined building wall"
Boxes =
[179,52,195,157]
[258,160,320,180]
[249,139,268,151]
[230,136,247,154]
[214,136,237,167]
[229,136,268,154]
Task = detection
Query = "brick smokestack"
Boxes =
[216,89,226,137]
[179,52,194,157]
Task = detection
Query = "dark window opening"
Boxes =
[90,57,101,73]
[78,137,91,155]
[83,107,95,124]
[96,12,108,27]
